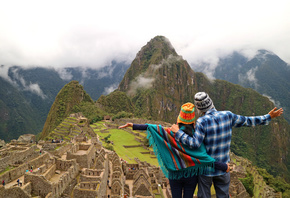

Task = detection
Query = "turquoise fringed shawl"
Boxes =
[146,124,215,180]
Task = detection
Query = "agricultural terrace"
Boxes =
[91,121,158,166]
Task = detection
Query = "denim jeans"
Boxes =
[169,175,198,198]
[197,172,230,198]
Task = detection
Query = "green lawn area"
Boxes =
[96,128,158,166]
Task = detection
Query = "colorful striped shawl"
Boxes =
[146,124,215,180]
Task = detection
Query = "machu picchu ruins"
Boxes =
[0,113,282,198]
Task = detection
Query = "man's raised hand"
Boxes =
[268,107,283,118]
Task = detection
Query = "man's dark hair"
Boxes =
[178,123,195,137]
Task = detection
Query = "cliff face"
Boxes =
[40,81,94,139]
[99,35,290,180]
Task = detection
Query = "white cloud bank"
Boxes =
[0,0,289,71]
[0,66,47,99]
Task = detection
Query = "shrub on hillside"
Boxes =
[90,115,103,124]
[112,111,133,121]
[257,168,290,193]
[239,173,254,197]
[105,144,114,151]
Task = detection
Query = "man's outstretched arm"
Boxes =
[233,107,283,127]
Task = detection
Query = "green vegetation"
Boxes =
[97,91,134,114]
[112,111,133,121]
[0,166,14,176]
[0,78,44,141]
[257,168,290,194]
[104,134,111,143]
[239,173,254,196]
[89,115,103,124]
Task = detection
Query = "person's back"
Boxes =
[195,109,236,177]
[198,110,232,160]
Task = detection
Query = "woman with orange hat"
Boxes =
[119,102,228,198]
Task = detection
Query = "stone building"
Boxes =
[24,158,79,198]
[132,169,153,197]
[73,149,109,198]
[66,143,95,168]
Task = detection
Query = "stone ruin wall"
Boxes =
[0,145,37,171]
[24,173,52,197]
[21,182,32,195]
[73,185,99,198]
[24,158,79,198]
[52,143,73,158]
[56,158,76,171]
[111,179,123,197]
[43,164,56,181]
[0,152,50,184]
[78,144,90,150]
[67,144,95,169]
[0,186,31,198]
[74,155,109,197]
[73,154,109,198]
[93,156,109,196]
[80,168,103,182]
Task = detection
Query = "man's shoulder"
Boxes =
[197,110,233,121]
[209,110,233,116]
[216,110,232,115]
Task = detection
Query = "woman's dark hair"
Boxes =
[178,123,195,137]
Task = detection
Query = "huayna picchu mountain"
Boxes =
[97,35,290,181]
[40,80,106,139]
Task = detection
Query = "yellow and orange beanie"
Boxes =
[177,102,195,124]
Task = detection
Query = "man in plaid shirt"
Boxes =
[171,92,283,198]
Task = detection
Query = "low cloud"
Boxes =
[263,94,281,107]
[24,83,47,99]
[128,74,155,95]
[149,55,183,72]
[0,65,17,85]
[1,66,47,99]
[12,68,47,99]
[96,64,116,79]
[56,68,73,81]
[103,83,119,95]
[238,67,259,89]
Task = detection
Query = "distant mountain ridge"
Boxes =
[0,62,129,141]
[192,49,290,123]
[0,77,43,140]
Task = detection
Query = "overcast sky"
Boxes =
[0,0,290,70]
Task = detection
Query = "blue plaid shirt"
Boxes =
[175,108,271,176]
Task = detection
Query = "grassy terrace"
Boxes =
[92,123,158,166]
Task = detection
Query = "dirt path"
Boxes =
[4,175,24,188]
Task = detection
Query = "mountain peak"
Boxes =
[118,36,185,93]
[114,36,196,123]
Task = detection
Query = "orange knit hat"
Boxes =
[177,102,195,124]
